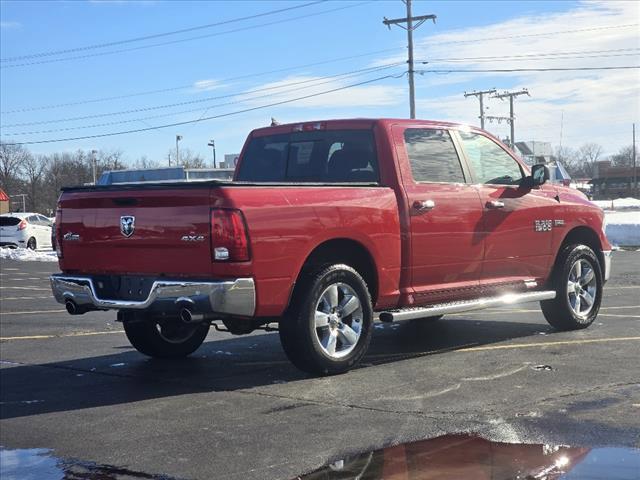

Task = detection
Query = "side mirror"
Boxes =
[527,164,549,187]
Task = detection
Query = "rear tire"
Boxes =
[27,237,37,250]
[279,264,373,375]
[123,316,210,358]
[541,244,602,331]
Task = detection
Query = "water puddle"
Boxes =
[297,434,640,479]
[0,447,181,480]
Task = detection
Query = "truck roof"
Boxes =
[250,118,475,136]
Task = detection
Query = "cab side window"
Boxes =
[458,131,524,185]
[404,129,465,183]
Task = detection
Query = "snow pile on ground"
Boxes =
[605,211,640,247]
[0,247,58,262]
[592,197,640,211]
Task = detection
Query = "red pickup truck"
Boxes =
[51,119,611,374]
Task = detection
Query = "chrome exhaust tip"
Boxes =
[179,307,206,324]
[65,300,78,315]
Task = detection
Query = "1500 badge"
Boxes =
[534,220,552,232]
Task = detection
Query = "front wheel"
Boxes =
[279,264,373,375]
[541,244,603,331]
[123,316,210,358]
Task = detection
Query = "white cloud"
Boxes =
[240,75,404,109]
[399,0,640,153]
[192,79,224,92]
[0,21,22,29]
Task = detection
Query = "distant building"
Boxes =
[590,161,639,199]
[222,154,240,169]
[0,188,9,214]
[97,166,234,185]
[515,141,570,185]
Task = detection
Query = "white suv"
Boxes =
[0,213,53,250]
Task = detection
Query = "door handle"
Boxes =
[413,199,436,212]
[486,200,505,209]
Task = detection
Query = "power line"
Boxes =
[1,64,406,134]
[425,47,640,63]
[422,23,639,48]
[0,1,324,63]
[0,73,403,145]
[4,46,632,116]
[1,63,404,128]
[0,1,373,69]
[418,66,640,73]
[0,47,402,114]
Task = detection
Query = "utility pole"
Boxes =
[383,1,436,119]
[633,123,637,195]
[175,135,183,166]
[492,89,530,149]
[463,89,496,129]
[91,149,98,184]
[208,139,217,168]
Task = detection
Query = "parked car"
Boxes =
[50,119,611,375]
[0,212,53,250]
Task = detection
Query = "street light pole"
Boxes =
[91,149,98,184]
[176,135,183,165]
[208,140,217,168]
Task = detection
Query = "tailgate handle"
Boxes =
[112,198,138,206]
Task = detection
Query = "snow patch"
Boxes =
[0,248,58,262]
[592,197,640,211]
[605,210,640,247]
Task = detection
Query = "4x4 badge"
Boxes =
[120,216,135,237]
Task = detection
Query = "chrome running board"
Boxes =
[378,290,556,323]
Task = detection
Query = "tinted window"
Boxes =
[404,129,465,183]
[37,215,52,226]
[0,217,21,226]
[27,215,40,225]
[458,132,524,185]
[236,130,378,183]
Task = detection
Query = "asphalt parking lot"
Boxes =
[1,252,639,479]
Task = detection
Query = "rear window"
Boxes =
[0,217,21,226]
[236,130,378,183]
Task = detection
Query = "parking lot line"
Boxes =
[1,309,67,316]
[0,330,124,341]
[1,296,53,301]
[0,286,51,291]
[460,336,640,352]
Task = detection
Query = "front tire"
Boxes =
[123,316,210,358]
[541,244,603,331]
[279,264,373,375]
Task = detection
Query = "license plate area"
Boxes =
[92,275,156,301]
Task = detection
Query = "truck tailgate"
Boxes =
[58,187,213,276]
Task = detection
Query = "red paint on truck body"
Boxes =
[56,118,610,318]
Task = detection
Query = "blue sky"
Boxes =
[1,0,638,164]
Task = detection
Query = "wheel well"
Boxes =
[557,226,604,273]
[293,238,378,304]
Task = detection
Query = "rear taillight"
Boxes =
[55,208,63,258]
[17,220,27,231]
[211,208,250,262]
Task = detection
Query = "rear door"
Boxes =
[393,125,484,304]
[454,130,557,286]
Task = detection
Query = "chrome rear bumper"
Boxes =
[602,250,612,282]
[50,275,255,317]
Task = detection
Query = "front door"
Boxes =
[393,125,484,305]
[455,130,558,288]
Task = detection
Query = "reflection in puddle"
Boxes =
[297,434,640,480]
[0,447,180,480]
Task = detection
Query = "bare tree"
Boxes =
[554,146,581,177]
[133,155,160,169]
[576,143,603,177]
[22,154,49,213]
[609,145,634,167]
[0,142,28,196]
[168,148,206,169]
